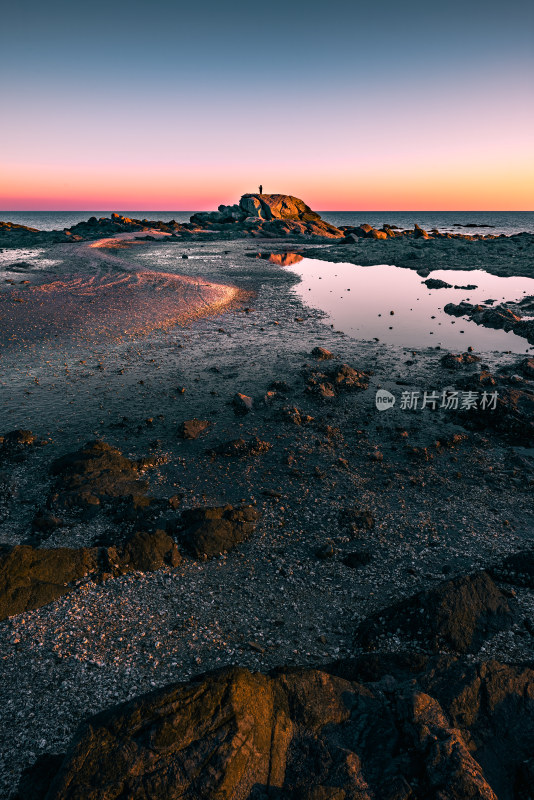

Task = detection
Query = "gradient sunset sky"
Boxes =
[1,0,533,210]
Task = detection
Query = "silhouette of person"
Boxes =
[259,185,263,195]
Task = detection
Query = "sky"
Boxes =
[1,0,533,210]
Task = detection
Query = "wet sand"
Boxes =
[0,234,245,347]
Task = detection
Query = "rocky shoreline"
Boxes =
[0,198,533,798]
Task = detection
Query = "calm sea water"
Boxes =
[1,210,533,236]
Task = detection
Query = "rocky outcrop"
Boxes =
[190,194,344,240]
[444,301,534,345]
[15,653,534,800]
[357,571,512,653]
[178,504,260,558]
[0,529,180,620]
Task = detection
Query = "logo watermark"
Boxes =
[375,388,498,412]
[375,389,396,411]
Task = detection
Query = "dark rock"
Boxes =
[518,357,534,378]
[232,392,254,415]
[358,571,511,653]
[179,419,210,440]
[424,278,453,289]
[342,550,373,568]
[179,504,260,558]
[315,541,334,560]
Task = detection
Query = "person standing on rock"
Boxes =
[259,185,263,195]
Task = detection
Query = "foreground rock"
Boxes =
[15,653,534,800]
[0,530,180,620]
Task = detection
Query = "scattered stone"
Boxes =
[179,419,211,440]
[232,392,254,415]
[210,437,272,458]
[441,352,481,369]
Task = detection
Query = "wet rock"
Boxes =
[210,437,272,458]
[179,504,260,558]
[315,541,335,560]
[18,656,534,800]
[0,429,38,461]
[49,440,150,512]
[489,549,534,587]
[424,278,453,289]
[232,392,254,415]
[31,510,64,534]
[179,419,210,440]
[358,571,512,653]
[518,357,534,378]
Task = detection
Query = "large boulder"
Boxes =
[16,655,534,800]
[239,193,323,222]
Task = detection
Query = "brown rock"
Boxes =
[179,418,210,440]
[180,504,260,558]
[311,346,334,360]
[0,544,99,620]
[50,440,150,511]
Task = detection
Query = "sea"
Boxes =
[1,210,533,237]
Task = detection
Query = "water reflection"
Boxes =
[284,258,534,354]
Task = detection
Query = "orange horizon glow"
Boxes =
[1,160,532,212]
